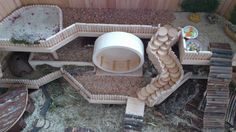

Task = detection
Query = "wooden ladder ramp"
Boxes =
[203,43,233,131]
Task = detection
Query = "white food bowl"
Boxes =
[92,32,144,74]
[183,25,199,39]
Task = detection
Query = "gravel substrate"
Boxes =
[0,6,61,43]
[62,8,175,27]
[75,75,150,97]
[32,38,94,61]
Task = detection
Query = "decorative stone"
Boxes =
[165,40,173,46]
[169,80,175,86]
[147,96,155,104]
[158,78,168,85]
[163,84,171,90]
[157,49,168,56]
[158,35,168,43]
[160,72,169,78]
[151,93,158,100]
[153,80,163,88]
[153,39,163,47]
[159,55,171,61]
[168,67,179,73]
[165,62,176,68]
[160,44,169,51]
[140,88,149,97]
[171,76,179,82]
[163,58,174,65]
[145,84,157,94]
[155,90,161,98]
[170,71,181,78]
[149,42,159,50]
[164,24,172,30]
[158,27,168,36]
[168,28,178,38]
[137,92,147,100]
[162,76,170,82]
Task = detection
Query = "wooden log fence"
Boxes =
[60,68,128,104]
[0,70,62,89]
[0,21,158,52]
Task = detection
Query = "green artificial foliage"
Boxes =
[181,0,220,12]
[10,37,40,45]
[10,37,30,44]
[230,6,236,24]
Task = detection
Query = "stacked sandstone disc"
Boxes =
[137,25,182,106]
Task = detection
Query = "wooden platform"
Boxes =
[0,88,28,132]
[203,43,233,131]
[124,97,145,132]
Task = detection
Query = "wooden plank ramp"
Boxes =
[0,88,28,132]
[203,43,233,131]
[124,97,145,132]
[225,91,236,126]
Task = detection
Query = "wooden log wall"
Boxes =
[217,0,236,19]
[20,0,181,10]
[0,0,236,20]
[19,0,236,18]
[0,0,21,20]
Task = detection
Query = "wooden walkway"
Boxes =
[203,43,233,131]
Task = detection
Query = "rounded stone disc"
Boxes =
[158,35,168,43]
[158,27,168,36]
[168,28,178,38]
[154,39,163,47]
[157,49,168,56]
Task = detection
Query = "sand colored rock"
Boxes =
[168,28,178,38]
[158,35,169,42]
[158,27,168,36]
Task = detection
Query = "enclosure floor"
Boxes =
[31,38,94,61]
[75,75,150,97]
[62,8,175,27]
[0,6,61,43]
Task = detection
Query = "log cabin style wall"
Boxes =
[0,0,21,20]
[20,0,181,10]
[217,0,236,18]
[0,0,235,20]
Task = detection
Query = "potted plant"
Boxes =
[181,0,220,23]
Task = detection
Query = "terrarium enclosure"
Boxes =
[1,0,236,131]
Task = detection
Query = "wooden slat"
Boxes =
[0,88,28,132]
[0,0,21,21]
[20,0,180,10]
[219,0,230,16]
[204,43,232,131]
[14,0,22,7]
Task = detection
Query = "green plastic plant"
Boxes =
[230,6,236,24]
[181,0,220,12]
[10,37,40,45]
[10,37,30,45]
